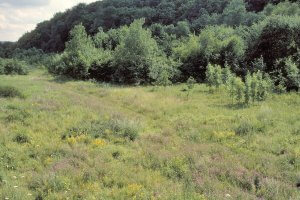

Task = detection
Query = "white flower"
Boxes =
[225,194,231,198]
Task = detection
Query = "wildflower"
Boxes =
[225,194,231,198]
[127,183,142,196]
[67,137,77,145]
[92,139,107,147]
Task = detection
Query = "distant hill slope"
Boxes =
[16,0,284,53]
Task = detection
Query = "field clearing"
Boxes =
[0,70,299,199]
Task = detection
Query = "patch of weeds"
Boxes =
[0,85,24,98]
[104,116,139,141]
[163,157,191,180]
[112,151,121,159]
[45,176,72,193]
[62,115,140,144]
[13,133,30,144]
[5,109,31,123]
[235,118,259,136]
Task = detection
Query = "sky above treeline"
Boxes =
[0,0,97,42]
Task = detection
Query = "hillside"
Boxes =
[15,0,285,52]
[0,70,299,199]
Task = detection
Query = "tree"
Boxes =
[234,77,245,103]
[175,21,190,38]
[62,23,98,79]
[113,19,169,84]
[222,65,233,84]
[206,63,216,88]
[222,0,248,26]
[245,73,252,104]
[285,57,300,91]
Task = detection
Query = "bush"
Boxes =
[244,71,273,104]
[283,57,300,91]
[206,64,223,89]
[63,116,140,142]
[113,19,173,85]
[0,86,24,98]
[246,15,300,77]
[228,76,245,103]
[47,24,99,79]
[13,134,30,144]
[0,58,28,75]
[174,26,245,81]
[235,119,255,135]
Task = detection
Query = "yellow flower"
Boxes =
[127,183,142,196]
[213,131,235,140]
[44,157,53,165]
[67,137,77,145]
[92,139,107,147]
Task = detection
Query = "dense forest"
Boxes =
[1,0,300,93]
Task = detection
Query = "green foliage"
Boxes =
[187,77,196,90]
[0,58,28,75]
[263,1,300,16]
[63,24,98,79]
[222,0,258,26]
[13,134,30,144]
[113,19,171,84]
[235,118,255,135]
[0,86,23,98]
[246,15,300,77]
[152,69,171,87]
[228,76,245,103]
[222,65,233,84]
[206,64,226,89]
[11,48,45,66]
[63,115,140,142]
[284,57,300,91]
[245,73,252,104]
[175,21,191,38]
[175,26,245,81]
[244,71,273,104]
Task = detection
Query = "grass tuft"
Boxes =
[0,85,24,98]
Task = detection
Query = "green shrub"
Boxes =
[244,71,273,104]
[206,63,223,89]
[0,58,28,75]
[105,117,139,141]
[0,86,24,98]
[163,157,190,179]
[284,58,300,91]
[222,65,233,84]
[235,119,254,135]
[113,19,173,85]
[13,134,30,144]
[63,116,140,142]
[187,76,196,90]
[228,76,245,103]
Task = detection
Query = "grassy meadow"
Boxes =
[0,70,299,199]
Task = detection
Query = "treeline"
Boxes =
[13,0,291,52]
[0,0,299,93]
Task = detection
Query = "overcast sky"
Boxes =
[0,0,97,42]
